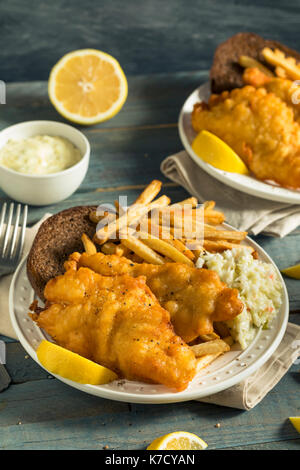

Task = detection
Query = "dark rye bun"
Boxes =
[27,205,96,301]
[210,32,300,93]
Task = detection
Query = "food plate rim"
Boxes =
[178,82,300,205]
[9,224,289,404]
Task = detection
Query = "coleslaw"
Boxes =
[196,249,283,349]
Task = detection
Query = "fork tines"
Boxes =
[0,203,28,261]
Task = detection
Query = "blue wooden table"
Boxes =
[0,0,300,450]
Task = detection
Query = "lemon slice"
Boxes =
[289,417,300,433]
[281,263,300,279]
[36,340,117,385]
[48,49,128,125]
[192,130,249,174]
[147,432,208,450]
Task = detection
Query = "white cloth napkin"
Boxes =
[161,151,300,237]
[0,214,51,339]
[1,214,299,409]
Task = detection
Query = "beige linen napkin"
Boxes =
[199,322,300,410]
[0,214,51,339]
[161,151,300,237]
[1,214,299,410]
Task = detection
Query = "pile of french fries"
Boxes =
[80,180,252,367]
[88,179,252,266]
[239,47,300,80]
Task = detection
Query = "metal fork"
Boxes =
[0,203,28,276]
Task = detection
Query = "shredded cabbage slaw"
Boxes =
[196,249,283,349]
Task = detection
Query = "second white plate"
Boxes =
[179,82,300,205]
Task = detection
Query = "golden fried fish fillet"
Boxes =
[75,252,243,343]
[30,266,197,391]
[192,85,300,189]
[243,68,300,122]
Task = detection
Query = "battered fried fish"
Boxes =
[75,252,243,343]
[243,68,300,122]
[191,85,300,189]
[30,266,197,391]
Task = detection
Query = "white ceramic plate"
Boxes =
[179,82,300,204]
[9,226,289,404]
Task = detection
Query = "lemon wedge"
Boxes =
[48,49,128,125]
[147,432,208,450]
[289,417,300,433]
[281,263,300,280]
[36,340,117,385]
[192,130,249,174]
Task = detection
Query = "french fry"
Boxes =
[95,195,170,245]
[202,201,216,211]
[159,224,199,241]
[262,47,300,80]
[89,210,101,223]
[89,209,116,224]
[196,353,222,373]
[157,208,204,237]
[203,224,247,241]
[192,249,204,260]
[203,239,254,253]
[137,219,195,261]
[119,228,165,265]
[134,180,162,205]
[137,231,194,266]
[159,206,223,229]
[81,233,97,255]
[275,66,288,78]
[114,200,126,216]
[136,217,171,239]
[113,180,162,216]
[191,339,230,357]
[101,241,119,255]
[238,55,274,77]
[203,210,225,225]
[171,197,198,208]
[165,238,195,261]
[183,238,204,251]
[199,332,220,342]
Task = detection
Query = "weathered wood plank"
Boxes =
[3,72,207,129]
[0,378,128,430]
[0,354,299,450]
[0,363,299,449]
[4,342,49,384]
[1,0,300,82]
[225,439,300,450]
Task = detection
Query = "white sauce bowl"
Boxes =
[0,120,90,205]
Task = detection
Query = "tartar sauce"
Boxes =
[0,135,82,175]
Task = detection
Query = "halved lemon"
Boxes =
[147,432,208,450]
[36,340,117,385]
[192,130,249,174]
[289,417,300,433]
[281,263,300,280]
[48,49,128,125]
